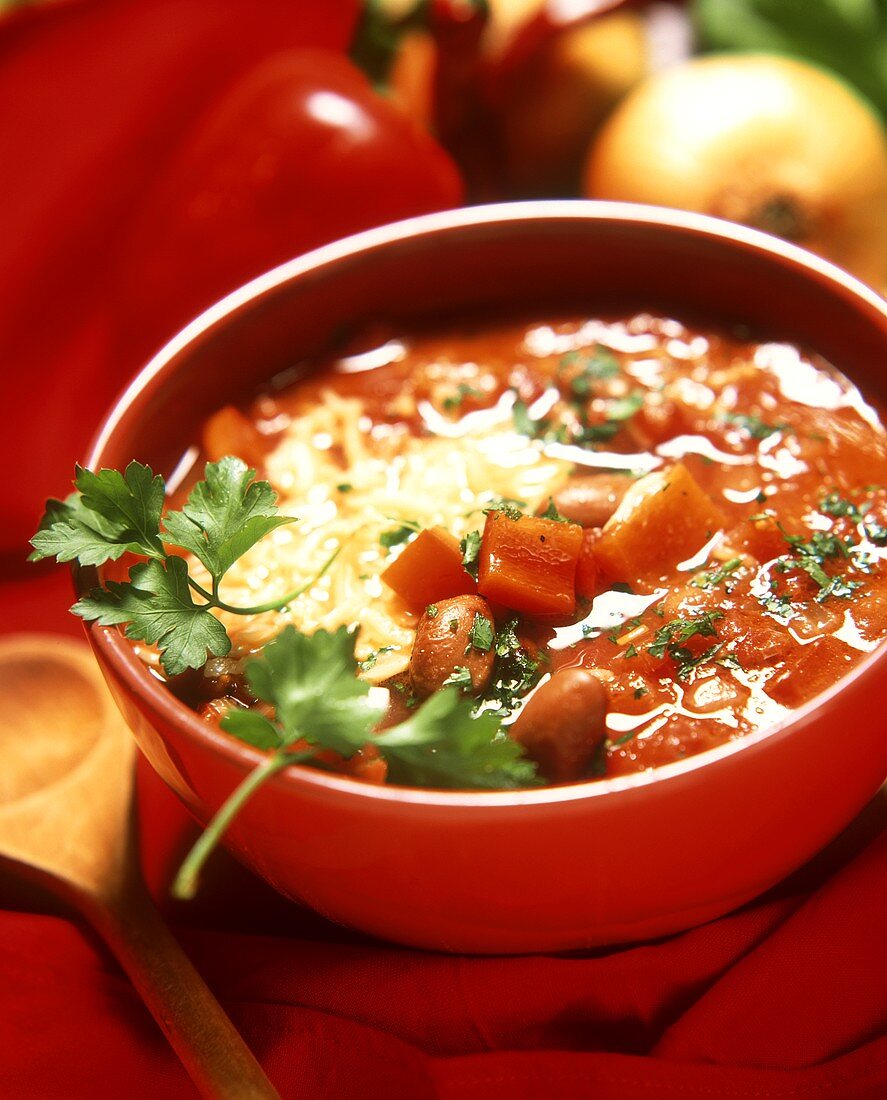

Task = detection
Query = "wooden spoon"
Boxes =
[0,633,280,1100]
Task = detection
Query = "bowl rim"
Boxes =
[85,199,887,809]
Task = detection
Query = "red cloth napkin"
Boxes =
[2,3,886,1097]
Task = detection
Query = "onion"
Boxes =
[584,55,887,288]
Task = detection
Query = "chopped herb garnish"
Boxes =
[578,392,644,445]
[426,603,439,619]
[606,393,645,421]
[442,383,484,411]
[623,644,639,659]
[777,525,858,602]
[607,615,641,644]
[468,612,495,653]
[820,492,886,545]
[442,665,473,690]
[692,557,742,590]
[478,617,540,716]
[541,497,569,523]
[649,611,724,658]
[380,525,415,550]
[566,346,620,396]
[761,590,793,617]
[864,522,887,546]
[633,685,648,699]
[816,575,861,601]
[724,412,791,440]
[460,529,482,577]
[358,645,395,672]
[336,483,353,493]
[649,611,724,682]
[512,398,537,437]
[820,491,866,521]
[485,499,524,521]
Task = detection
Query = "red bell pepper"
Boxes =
[0,1,361,557]
[114,49,464,371]
[477,510,584,616]
[381,527,476,609]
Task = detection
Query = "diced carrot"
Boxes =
[575,529,599,599]
[381,526,476,608]
[477,510,583,616]
[203,405,269,467]
[595,462,726,581]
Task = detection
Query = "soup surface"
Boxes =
[162,313,887,785]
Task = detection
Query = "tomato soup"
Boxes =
[168,312,887,785]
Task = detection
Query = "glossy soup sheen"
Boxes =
[171,313,887,785]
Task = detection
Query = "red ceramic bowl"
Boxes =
[83,202,887,953]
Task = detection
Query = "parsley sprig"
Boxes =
[173,625,539,897]
[29,458,326,676]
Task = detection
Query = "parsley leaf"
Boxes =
[173,624,538,897]
[29,492,137,567]
[376,690,539,790]
[73,557,231,677]
[607,393,645,421]
[162,457,296,580]
[30,461,167,564]
[236,626,383,758]
[31,456,317,675]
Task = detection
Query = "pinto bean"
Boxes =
[510,668,609,783]
[410,595,495,697]
[548,473,635,528]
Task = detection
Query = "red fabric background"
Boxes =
[1,3,886,1097]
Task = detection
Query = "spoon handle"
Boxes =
[92,881,280,1100]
